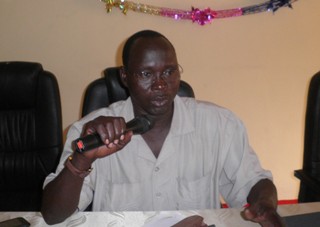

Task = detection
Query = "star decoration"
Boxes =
[191,7,217,25]
[267,0,293,12]
[105,0,114,13]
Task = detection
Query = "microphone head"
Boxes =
[126,115,154,134]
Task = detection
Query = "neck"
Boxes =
[133,103,174,132]
[142,113,173,158]
[136,107,174,158]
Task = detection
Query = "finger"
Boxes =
[104,118,127,144]
[97,132,132,157]
[260,211,286,227]
[118,131,133,145]
[172,215,205,227]
[243,207,285,227]
[241,208,256,221]
[81,124,96,137]
[96,143,119,157]
[104,120,115,145]
[112,118,126,143]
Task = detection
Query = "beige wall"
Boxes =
[1,0,320,201]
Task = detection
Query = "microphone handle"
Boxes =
[74,134,103,153]
[73,116,153,153]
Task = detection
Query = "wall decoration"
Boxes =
[102,0,298,25]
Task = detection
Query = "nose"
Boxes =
[151,74,168,90]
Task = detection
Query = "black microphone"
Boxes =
[73,115,153,153]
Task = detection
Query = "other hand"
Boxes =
[172,215,208,227]
[241,202,285,227]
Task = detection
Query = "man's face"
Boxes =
[123,37,181,117]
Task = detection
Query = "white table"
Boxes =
[0,202,319,227]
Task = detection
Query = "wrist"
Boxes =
[65,155,93,178]
[247,179,278,207]
[72,151,95,170]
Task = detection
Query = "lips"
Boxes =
[151,95,169,107]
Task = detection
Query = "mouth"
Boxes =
[151,95,169,107]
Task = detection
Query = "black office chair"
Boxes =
[0,61,63,211]
[294,71,320,202]
[81,66,195,117]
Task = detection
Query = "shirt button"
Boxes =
[155,167,160,172]
[156,192,162,197]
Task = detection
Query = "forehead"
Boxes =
[127,37,177,68]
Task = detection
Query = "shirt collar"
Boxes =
[119,97,135,121]
[170,96,195,136]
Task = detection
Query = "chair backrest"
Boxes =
[303,70,320,177]
[81,66,195,117]
[294,70,320,203]
[0,61,63,211]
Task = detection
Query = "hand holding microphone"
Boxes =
[73,115,153,153]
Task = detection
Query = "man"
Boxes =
[41,30,284,226]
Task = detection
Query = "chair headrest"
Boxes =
[0,61,43,109]
[103,67,129,104]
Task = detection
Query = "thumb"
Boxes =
[241,207,256,221]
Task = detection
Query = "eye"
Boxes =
[139,71,153,78]
[162,68,177,77]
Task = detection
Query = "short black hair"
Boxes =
[122,30,175,68]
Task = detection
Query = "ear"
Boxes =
[119,66,128,88]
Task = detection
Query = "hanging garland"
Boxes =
[102,0,298,25]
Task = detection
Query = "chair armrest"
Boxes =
[294,169,320,192]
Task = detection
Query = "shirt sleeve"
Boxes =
[219,117,273,208]
[43,123,94,211]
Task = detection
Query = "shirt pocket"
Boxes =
[177,174,211,210]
